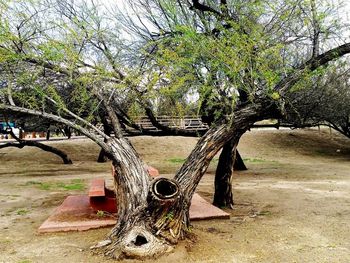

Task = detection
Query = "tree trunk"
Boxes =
[213,138,238,208]
[100,104,265,259]
[234,150,247,171]
[101,128,238,259]
[97,119,112,163]
[63,126,72,139]
[212,143,247,209]
[97,148,108,163]
[102,137,181,259]
[46,129,50,140]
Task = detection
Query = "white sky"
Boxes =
[106,0,350,42]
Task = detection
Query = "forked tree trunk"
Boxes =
[101,104,262,259]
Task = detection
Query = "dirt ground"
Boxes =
[0,128,349,263]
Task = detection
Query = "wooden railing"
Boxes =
[132,116,209,131]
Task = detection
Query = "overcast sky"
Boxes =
[111,0,350,42]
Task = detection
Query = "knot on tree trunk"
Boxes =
[147,177,190,244]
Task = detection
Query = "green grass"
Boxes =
[56,179,85,190]
[168,157,219,164]
[258,210,272,216]
[16,209,29,216]
[167,158,186,164]
[24,179,85,191]
[96,210,105,217]
[243,158,267,163]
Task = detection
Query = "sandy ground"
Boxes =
[0,128,349,263]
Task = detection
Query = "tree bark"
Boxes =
[97,119,112,163]
[234,150,247,171]
[102,137,177,259]
[46,129,50,140]
[212,142,247,209]
[63,126,72,139]
[213,138,238,208]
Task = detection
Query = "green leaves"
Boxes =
[37,41,65,63]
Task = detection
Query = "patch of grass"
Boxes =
[243,158,267,163]
[313,149,333,156]
[0,239,11,244]
[16,209,29,216]
[168,157,219,164]
[39,183,51,190]
[96,210,105,217]
[56,179,84,191]
[0,194,20,197]
[167,158,186,164]
[24,179,85,191]
[25,181,41,186]
[258,210,272,216]
[25,181,51,190]
[17,260,32,263]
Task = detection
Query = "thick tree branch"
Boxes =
[310,0,320,58]
[275,43,350,94]
[99,93,124,139]
[0,104,111,154]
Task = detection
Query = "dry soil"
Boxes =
[0,128,349,263]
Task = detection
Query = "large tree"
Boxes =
[117,0,350,207]
[1,0,350,259]
[283,64,350,138]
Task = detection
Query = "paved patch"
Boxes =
[38,193,229,233]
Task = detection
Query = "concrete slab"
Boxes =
[38,195,115,233]
[38,193,229,233]
[146,165,159,177]
[189,194,230,220]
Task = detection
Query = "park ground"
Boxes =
[0,128,349,263]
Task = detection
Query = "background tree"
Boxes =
[284,64,350,138]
